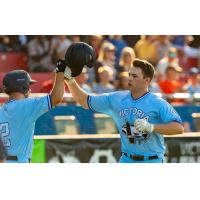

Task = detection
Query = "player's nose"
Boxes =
[128,81,132,87]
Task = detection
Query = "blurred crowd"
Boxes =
[1,35,200,95]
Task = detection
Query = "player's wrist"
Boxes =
[56,59,66,73]
[146,123,154,133]
[65,77,75,85]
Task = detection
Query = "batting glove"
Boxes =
[56,59,66,73]
[64,66,75,85]
[134,119,154,133]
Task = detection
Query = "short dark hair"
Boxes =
[132,59,155,81]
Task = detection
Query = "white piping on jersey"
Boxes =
[87,95,96,112]
[47,95,52,110]
[130,91,150,101]
[5,99,16,104]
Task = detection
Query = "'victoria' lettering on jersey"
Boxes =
[119,107,149,120]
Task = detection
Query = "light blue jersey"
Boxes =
[0,95,52,163]
[87,91,182,162]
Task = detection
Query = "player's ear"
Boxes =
[24,89,31,98]
[145,77,151,84]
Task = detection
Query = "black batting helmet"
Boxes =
[3,70,37,95]
[65,42,96,77]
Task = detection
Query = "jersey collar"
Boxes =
[130,91,150,101]
[5,99,16,104]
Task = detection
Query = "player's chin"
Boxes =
[128,83,132,89]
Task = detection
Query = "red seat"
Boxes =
[29,73,54,93]
[187,57,198,69]
[0,72,5,89]
[0,52,28,72]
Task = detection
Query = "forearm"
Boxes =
[65,79,89,109]
[50,72,65,106]
[153,122,184,135]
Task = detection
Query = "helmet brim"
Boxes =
[29,79,37,84]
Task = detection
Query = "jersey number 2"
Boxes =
[0,123,11,147]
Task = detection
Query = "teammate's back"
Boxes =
[0,61,66,162]
[0,96,52,162]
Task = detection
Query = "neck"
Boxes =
[104,60,113,66]
[9,93,26,101]
[131,88,149,100]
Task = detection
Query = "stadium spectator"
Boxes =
[116,47,136,74]
[170,35,189,49]
[158,65,184,94]
[183,67,200,93]
[76,68,92,93]
[27,35,54,72]
[115,71,129,90]
[50,35,72,63]
[86,35,104,84]
[94,41,117,82]
[92,66,114,94]
[176,47,188,71]
[168,36,190,69]
[98,41,116,68]
[156,47,180,81]
[154,35,172,60]
[0,36,10,52]
[8,36,24,52]
[123,35,140,48]
[184,35,200,69]
[71,35,81,43]
[134,35,158,65]
[107,35,128,64]
[89,35,103,58]
[19,35,28,46]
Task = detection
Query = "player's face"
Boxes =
[128,67,149,93]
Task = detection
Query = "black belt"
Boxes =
[122,152,159,161]
[6,156,18,161]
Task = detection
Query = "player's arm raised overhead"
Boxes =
[64,67,89,109]
[50,60,65,106]
[62,42,96,109]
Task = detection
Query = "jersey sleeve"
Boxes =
[27,95,52,121]
[87,94,113,115]
[159,100,182,124]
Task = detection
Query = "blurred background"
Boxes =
[1,35,200,163]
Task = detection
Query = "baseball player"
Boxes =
[0,60,66,163]
[63,49,184,163]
